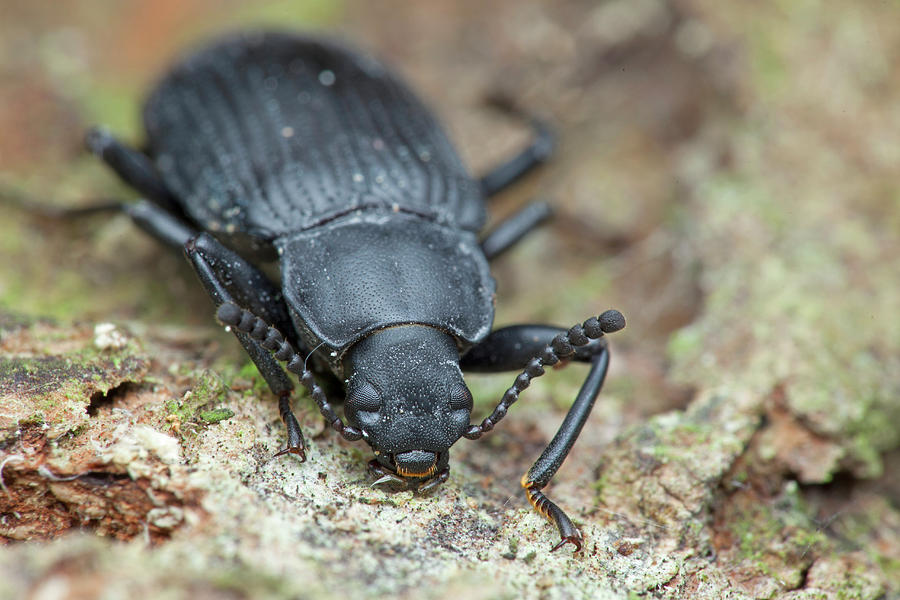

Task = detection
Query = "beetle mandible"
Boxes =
[86,31,625,552]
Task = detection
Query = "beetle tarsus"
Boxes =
[274,446,306,461]
[550,535,583,553]
[525,483,584,553]
[275,392,307,462]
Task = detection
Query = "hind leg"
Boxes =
[479,117,554,197]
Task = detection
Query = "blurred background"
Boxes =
[1,1,899,598]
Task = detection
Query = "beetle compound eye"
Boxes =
[449,383,473,412]
[348,382,382,413]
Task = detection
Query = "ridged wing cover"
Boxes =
[142,31,486,239]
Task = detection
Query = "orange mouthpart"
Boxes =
[396,462,437,478]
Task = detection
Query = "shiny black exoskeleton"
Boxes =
[86,31,625,551]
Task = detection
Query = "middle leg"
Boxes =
[480,201,553,260]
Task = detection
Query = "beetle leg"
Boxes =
[0,184,182,231]
[478,107,555,198]
[459,312,625,551]
[121,199,199,249]
[184,236,309,459]
[184,233,297,344]
[462,310,623,438]
[100,196,310,458]
[5,129,181,221]
[0,182,124,218]
[110,200,306,392]
[85,127,182,214]
[83,198,307,370]
[480,201,552,260]
[83,198,298,352]
[461,323,607,372]
[521,349,611,552]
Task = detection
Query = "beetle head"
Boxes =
[342,325,472,489]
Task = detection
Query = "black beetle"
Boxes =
[85,31,625,551]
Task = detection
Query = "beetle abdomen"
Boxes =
[143,31,486,240]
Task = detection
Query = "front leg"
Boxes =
[522,350,611,551]
[109,198,309,459]
[461,311,625,551]
[461,323,606,371]
[184,233,307,460]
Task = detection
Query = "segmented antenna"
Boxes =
[463,309,625,440]
[215,302,363,442]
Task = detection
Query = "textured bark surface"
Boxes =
[1,1,899,599]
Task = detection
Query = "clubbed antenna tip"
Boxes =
[599,309,626,333]
[464,308,625,440]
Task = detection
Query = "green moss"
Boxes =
[191,370,228,406]
[198,408,235,424]
[668,154,900,479]
[666,326,703,362]
[592,471,609,495]
[208,565,299,599]
[0,351,141,406]
[17,412,46,426]
[726,486,827,583]
[501,537,519,560]
[233,360,271,398]
[875,556,900,589]
[165,370,235,433]
[0,322,148,437]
